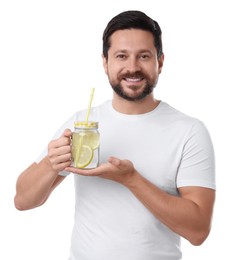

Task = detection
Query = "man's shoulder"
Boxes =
[158,102,200,125]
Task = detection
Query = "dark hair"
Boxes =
[102,10,163,59]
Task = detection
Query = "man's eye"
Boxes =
[116,54,126,59]
[140,54,149,60]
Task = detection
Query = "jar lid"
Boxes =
[74,121,98,128]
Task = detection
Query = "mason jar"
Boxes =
[72,121,100,169]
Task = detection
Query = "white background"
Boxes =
[0,0,241,259]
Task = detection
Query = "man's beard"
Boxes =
[112,83,154,101]
[110,72,158,101]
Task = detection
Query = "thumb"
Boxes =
[62,128,72,137]
[108,156,121,167]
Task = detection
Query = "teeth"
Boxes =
[126,78,141,82]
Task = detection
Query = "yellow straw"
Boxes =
[85,87,95,122]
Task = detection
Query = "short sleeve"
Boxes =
[177,121,216,189]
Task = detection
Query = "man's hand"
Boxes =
[48,129,72,173]
[65,156,136,185]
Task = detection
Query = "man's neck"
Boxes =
[112,93,160,115]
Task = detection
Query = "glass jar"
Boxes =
[72,121,100,169]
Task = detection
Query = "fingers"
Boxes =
[48,140,71,158]
[51,159,72,173]
[49,146,71,163]
[47,129,72,172]
[48,147,72,172]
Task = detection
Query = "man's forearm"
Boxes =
[14,157,63,210]
[125,171,215,245]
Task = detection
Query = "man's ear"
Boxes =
[102,55,108,75]
[158,54,165,74]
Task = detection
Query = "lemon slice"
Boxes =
[78,132,99,150]
[76,145,94,168]
[85,132,100,150]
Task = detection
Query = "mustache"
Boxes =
[119,71,146,79]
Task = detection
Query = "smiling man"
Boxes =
[15,10,216,260]
[105,28,163,103]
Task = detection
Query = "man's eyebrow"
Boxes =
[112,49,153,54]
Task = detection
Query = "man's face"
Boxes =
[103,29,164,101]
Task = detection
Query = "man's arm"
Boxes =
[66,156,215,245]
[125,172,215,246]
[14,129,72,210]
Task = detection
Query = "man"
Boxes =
[15,10,216,260]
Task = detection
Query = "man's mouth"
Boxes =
[124,77,144,82]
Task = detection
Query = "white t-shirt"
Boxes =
[36,100,215,260]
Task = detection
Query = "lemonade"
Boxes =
[72,121,100,169]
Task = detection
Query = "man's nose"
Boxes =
[126,57,141,73]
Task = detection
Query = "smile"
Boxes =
[124,77,144,82]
